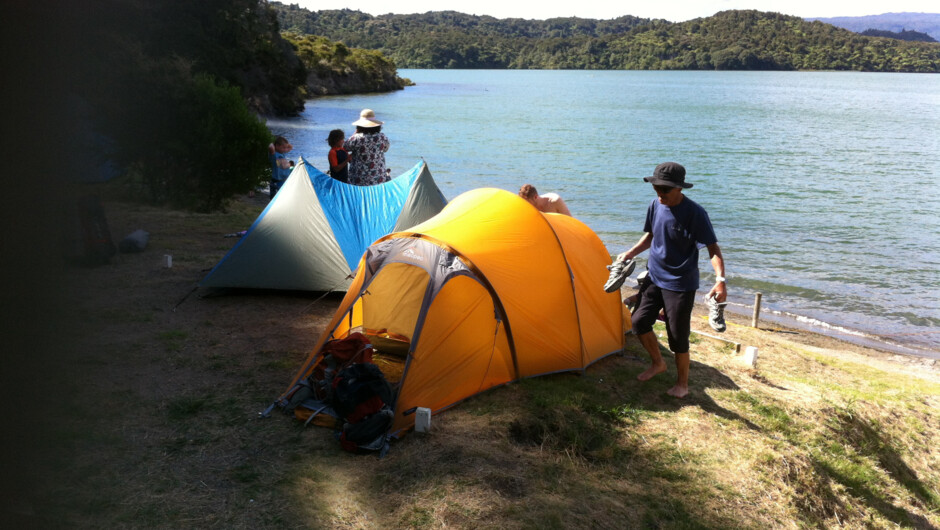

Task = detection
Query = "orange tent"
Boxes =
[275,188,626,436]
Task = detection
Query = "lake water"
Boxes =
[267,70,940,358]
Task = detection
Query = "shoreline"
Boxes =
[736,303,939,360]
[685,302,939,373]
[618,273,939,362]
[717,298,940,360]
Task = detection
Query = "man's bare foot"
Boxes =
[637,362,667,381]
[666,385,689,398]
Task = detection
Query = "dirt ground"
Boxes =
[2,191,937,527]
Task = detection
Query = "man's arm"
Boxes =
[705,243,726,302]
[617,233,653,262]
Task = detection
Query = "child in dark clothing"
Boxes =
[327,129,349,183]
[268,136,294,198]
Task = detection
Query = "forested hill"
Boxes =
[274,5,653,68]
[276,7,651,43]
[272,5,940,72]
[859,29,937,43]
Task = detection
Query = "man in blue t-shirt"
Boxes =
[616,162,727,398]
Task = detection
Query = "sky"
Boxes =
[289,1,937,22]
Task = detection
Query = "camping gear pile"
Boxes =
[284,332,396,453]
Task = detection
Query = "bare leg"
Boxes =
[667,352,690,398]
[636,331,667,381]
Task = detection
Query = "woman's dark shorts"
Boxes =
[630,284,696,353]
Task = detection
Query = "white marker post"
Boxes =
[744,346,759,367]
[414,407,431,433]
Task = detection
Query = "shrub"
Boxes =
[109,69,271,212]
[175,75,272,211]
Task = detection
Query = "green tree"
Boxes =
[285,34,410,94]
[76,0,303,211]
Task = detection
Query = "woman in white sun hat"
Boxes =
[344,109,391,185]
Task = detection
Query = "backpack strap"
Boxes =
[303,403,331,427]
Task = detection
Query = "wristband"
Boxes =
[715,276,726,283]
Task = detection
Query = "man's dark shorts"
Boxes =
[631,284,696,353]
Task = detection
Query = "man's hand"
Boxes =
[707,281,727,303]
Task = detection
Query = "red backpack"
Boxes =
[331,362,395,453]
[309,333,373,400]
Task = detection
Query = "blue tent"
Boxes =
[201,158,447,291]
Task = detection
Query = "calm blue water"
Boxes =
[267,70,940,358]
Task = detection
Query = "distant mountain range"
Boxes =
[808,12,940,41]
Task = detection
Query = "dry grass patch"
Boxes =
[9,193,939,529]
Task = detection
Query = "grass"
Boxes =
[167,395,209,421]
[158,329,189,352]
[9,192,940,529]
